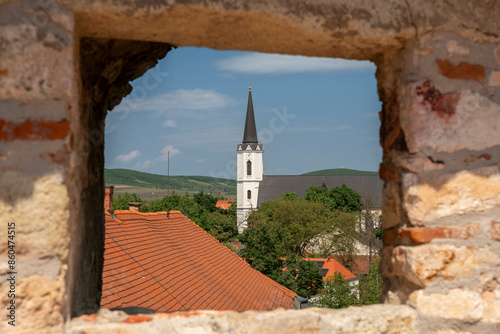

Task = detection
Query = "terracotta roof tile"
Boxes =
[304,257,357,281]
[331,255,380,275]
[215,200,235,209]
[101,210,296,312]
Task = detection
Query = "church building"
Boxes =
[236,86,383,233]
[236,85,263,232]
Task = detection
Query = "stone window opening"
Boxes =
[80,43,383,319]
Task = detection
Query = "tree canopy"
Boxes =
[112,192,143,210]
[140,192,238,243]
[316,272,358,309]
[240,184,367,299]
[358,258,382,305]
[305,184,362,212]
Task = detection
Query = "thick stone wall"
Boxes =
[72,36,170,318]
[0,1,75,333]
[67,305,417,334]
[0,0,499,333]
[379,33,500,333]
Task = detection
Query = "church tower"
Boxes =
[236,85,263,233]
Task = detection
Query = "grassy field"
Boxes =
[112,184,237,202]
[105,168,236,200]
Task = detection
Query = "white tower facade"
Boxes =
[236,86,263,233]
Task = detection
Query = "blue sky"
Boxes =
[104,47,382,178]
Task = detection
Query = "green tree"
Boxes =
[207,210,238,243]
[305,184,362,213]
[316,272,358,309]
[329,184,362,212]
[193,192,218,213]
[246,199,336,256]
[113,192,143,210]
[240,223,293,282]
[240,226,323,297]
[293,259,324,297]
[304,186,332,206]
[142,192,237,242]
[141,192,181,212]
[281,191,298,201]
[312,209,359,258]
[358,258,382,305]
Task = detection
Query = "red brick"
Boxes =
[122,315,153,324]
[0,119,70,141]
[489,222,500,240]
[167,311,203,318]
[437,59,486,84]
[379,164,400,184]
[383,228,398,246]
[398,224,480,244]
[81,314,98,322]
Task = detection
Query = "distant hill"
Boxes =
[302,168,378,176]
[105,168,236,195]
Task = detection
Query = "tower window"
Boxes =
[247,190,252,199]
[247,160,252,176]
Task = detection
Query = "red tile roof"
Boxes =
[101,210,296,312]
[215,200,235,209]
[332,255,380,275]
[304,257,357,281]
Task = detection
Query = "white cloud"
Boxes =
[135,160,152,169]
[115,150,141,163]
[160,145,181,161]
[195,158,206,163]
[113,89,238,118]
[163,119,177,127]
[216,53,375,75]
[133,145,181,170]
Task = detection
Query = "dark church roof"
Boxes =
[257,175,383,208]
[242,86,258,144]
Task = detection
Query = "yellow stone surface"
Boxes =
[391,245,498,287]
[0,171,70,261]
[410,289,482,320]
[403,166,500,225]
[0,271,66,334]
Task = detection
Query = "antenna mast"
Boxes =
[167,151,170,196]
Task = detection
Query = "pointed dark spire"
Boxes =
[243,84,258,144]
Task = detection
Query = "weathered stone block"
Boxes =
[397,156,444,173]
[388,245,498,287]
[489,222,500,240]
[0,171,70,261]
[382,182,401,230]
[410,289,482,321]
[402,167,500,225]
[0,1,75,101]
[68,305,417,334]
[0,273,66,334]
[400,81,500,153]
